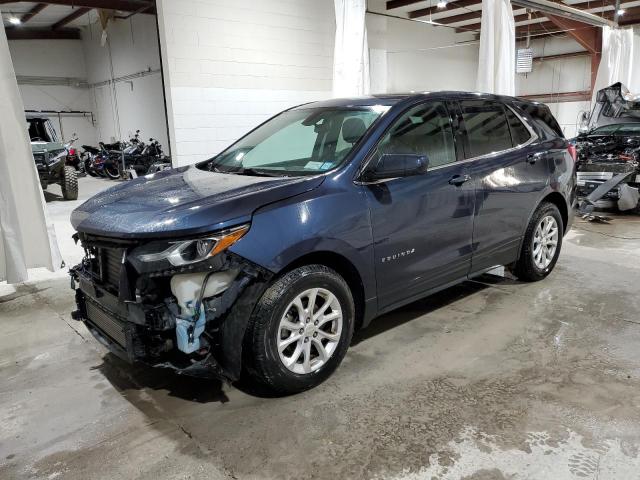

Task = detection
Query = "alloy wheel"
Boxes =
[532,215,559,269]
[276,288,343,375]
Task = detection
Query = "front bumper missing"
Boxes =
[71,254,271,381]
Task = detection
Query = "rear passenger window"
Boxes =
[377,102,456,168]
[460,101,512,158]
[505,107,531,146]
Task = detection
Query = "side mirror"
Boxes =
[366,153,428,181]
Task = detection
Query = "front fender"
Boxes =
[229,184,376,304]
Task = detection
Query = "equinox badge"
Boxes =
[381,248,416,263]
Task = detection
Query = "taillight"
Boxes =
[567,144,577,162]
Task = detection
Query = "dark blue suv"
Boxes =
[70,92,576,394]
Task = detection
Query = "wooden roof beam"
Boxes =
[408,0,481,19]
[6,27,81,39]
[386,0,424,9]
[0,0,155,14]
[20,3,48,23]
[51,7,91,30]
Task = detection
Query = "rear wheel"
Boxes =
[60,166,78,200]
[513,202,563,281]
[105,162,121,179]
[244,265,354,395]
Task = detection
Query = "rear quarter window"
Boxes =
[516,103,564,140]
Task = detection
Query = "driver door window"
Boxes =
[377,102,456,169]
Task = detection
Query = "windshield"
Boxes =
[590,123,640,136]
[200,106,388,176]
[27,118,58,143]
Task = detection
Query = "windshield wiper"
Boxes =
[235,168,287,177]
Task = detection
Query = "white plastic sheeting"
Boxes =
[332,0,370,97]
[476,0,516,96]
[593,27,640,101]
[0,17,62,283]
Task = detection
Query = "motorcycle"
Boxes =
[109,131,170,176]
[64,134,84,175]
[82,130,171,179]
[81,143,120,179]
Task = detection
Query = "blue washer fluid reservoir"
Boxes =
[175,307,206,354]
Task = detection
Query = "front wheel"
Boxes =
[244,265,355,395]
[513,202,563,281]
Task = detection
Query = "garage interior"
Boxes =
[1,1,640,479]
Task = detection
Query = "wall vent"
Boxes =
[516,48,533,74]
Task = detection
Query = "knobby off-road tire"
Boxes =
[243,265,355,395]
[60,165,78,200]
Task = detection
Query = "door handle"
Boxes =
[448,174,471,186]
[527,152,545,164]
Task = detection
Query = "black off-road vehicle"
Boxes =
[28,114,78,200]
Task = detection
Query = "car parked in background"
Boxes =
[575,83,640,213]
[70,92,576,394]
[27,114,78,200]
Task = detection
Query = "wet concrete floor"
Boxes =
[2,192,640,479]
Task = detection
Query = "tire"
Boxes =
[85,158,98,177]
[513,202,563,282]
[105,163,121,180]
[243,265,355,395]
[60,165,78,200]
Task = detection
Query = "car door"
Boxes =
[360,101,476,311]
[457,100,550,273]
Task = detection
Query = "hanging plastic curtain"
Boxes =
[476,0,515,96]
[0,15,62,283]
[332,0,370,97]
[592,27,640,101]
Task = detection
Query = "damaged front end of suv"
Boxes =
[67,163,326,382]
[575,82,640,213]
[70,227,272,380]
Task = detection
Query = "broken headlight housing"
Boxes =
[131,224,250,270]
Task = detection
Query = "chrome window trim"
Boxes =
[355,102,540,184]
[457,104,539,164]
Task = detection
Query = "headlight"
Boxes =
[136,224,249,266]
[47,149,66,163]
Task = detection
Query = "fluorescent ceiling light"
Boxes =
[437,1,447,9]
[618,8,626,15]
[8,16,21,25]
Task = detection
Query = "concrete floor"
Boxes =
[2,177,640,479]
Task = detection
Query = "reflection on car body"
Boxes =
[70,92,576,394]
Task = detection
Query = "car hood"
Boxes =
[31,141,65,153]
[71,166,325,239]
[588,82,640,129]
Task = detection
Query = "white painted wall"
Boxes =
[515,36,592,138]
[82,12,169,151]
[366,12,479,94]
[8,39,97,146]
[546,100,591,138]
[156,0,335,166]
